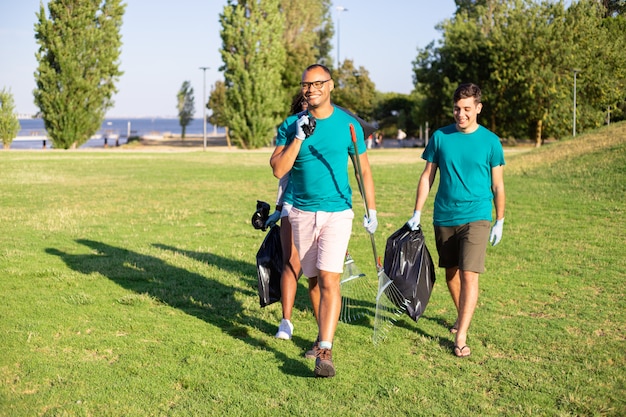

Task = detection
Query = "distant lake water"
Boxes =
[13,118,224,150]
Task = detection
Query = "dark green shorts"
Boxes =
[434,221,491,273]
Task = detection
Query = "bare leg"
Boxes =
[446,267,461,330]
[317,270,341,343]
[280,217,301,321]
[308,276,320,324]
[454,269,479,355]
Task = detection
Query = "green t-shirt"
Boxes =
[422,124,505,226]
[275,105,366,212]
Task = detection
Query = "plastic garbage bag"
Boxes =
[256,225,282,307]
[383,224,436,321]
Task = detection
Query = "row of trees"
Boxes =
[412,0,626,146]
[9,0,624,149]
[208,0,625,149]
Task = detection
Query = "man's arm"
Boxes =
[414,162,437,212]
[270,140,303,179]
[407,161,437,229]
[355,151,376,211]
[491,165,505,220]
[270,115,310,179]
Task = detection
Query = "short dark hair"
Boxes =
[454,83,482,104]
[304,64,332,78]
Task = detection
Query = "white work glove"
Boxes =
[295,114,310,141]
[406,210,421,231]
[264,210,281,229]
[363,209,378,234]
[489,218,504,246]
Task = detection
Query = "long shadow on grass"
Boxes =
[152,243,313,315]
[390,314,458,351]
[46,239,314,378]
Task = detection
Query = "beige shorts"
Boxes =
[288,208,354,277]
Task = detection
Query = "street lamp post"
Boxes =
[572,69,580,137]
[336,6,348,67]
[199,66,210,151]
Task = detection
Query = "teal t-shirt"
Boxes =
[422,124,505,226]
[275,105,366,212]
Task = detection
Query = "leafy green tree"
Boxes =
[486,0,573,144]
[207,80,232,147]
[600,15,626,122]
[0,88,21,149]
[598,0,626,16]
[372,92,422,138]
[331,59,377,120]
[573,4,626,127]
[177,81,195,139]
[413,0,626,144]
[280,0,334,95]
[34,0,124,149]
[219,0,286,149]
[208,81,226,128]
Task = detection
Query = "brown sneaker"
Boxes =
[304,340,319,359]
[314,348,335,378]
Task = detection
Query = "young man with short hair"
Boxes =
[407,82,505,358]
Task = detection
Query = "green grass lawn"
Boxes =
[1,123,624,416]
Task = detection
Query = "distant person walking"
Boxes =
[406,82,505,358]
[270,64,378,377]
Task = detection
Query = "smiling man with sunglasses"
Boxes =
[270,64,377,378]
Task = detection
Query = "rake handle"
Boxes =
[350,123,382,270]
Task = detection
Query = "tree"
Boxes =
[207,80,232,148]
[598,0,626,16]
[0,88,21,149]
[412,0,626,144]
[219,0,286,149]
[373,92,421,138]
[34,0,124,149]
[331,59,377,120]
[177,81,195,139]
[279,0,334,93]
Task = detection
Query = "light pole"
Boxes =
[199,66,210,150]
[572,69,580,137]
[336,6,348,67]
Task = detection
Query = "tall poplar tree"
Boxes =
[0,88,21,149]
[220,0,286,149]
[280,0,333,93]
[34,0,124,149]
[177,81,195,139]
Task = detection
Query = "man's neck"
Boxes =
[456,123,480,134]
[309,102,334,119]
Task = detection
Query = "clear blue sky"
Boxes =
[0,0,457,118]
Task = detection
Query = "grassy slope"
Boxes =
[0,123,624,416]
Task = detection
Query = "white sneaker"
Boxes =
[275,319,293,340]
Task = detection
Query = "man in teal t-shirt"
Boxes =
[406,83,506,359]
[271,64,378,378]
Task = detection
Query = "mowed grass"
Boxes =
[0,123,624,417]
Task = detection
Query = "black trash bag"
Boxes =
[256,225,282,307]
[383,224,436,322]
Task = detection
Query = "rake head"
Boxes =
[372,267,409,345]
[340,252,373,323]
